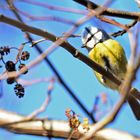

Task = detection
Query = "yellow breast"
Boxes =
[88,39,127,90]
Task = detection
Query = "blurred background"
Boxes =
[0,0,140,139]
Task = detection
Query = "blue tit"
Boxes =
[81,26,140,120]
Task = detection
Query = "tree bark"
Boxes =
[0,109,139,140]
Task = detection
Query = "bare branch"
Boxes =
[111,20,138,37]
[73,0,140,19]
[24,77,55,120]
[0,109,139,140]
[25,94,51,120]
[97,15,129,30]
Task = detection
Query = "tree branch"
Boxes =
[0,109,139,140]
[111,20,138,37]
[73,0,140,20]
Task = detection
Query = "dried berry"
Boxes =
[6,78,15,84]
[21,51,30,61]
[65,109,80,130]
[5,61,16,72]
[18,63,28,74]
[14,83,25,98]
[3,47,10,55]
[0,46,10,56]
[69,116,80,129]
[0,47,4,56]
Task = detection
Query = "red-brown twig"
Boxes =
[111,20,138,37]
[97,16,128,30]
[74,0,140,19]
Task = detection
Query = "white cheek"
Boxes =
[81,37,86,44]
[81,33,91,44]
[94,32,102,41]
[86,38,96,48]
[86,32,102,48]
[90,27,98,34]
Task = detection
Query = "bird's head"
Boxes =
[81,26,111,51]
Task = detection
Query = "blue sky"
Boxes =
[0,0,140,139]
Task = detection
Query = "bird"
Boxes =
[81,25,140,120]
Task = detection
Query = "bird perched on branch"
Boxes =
[81,26,140,120]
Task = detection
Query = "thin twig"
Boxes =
[23,77,55,120]
[111,20,138,37]
[16,7,75,25]
[25,94,51,120]
[97,16,128,30]
[15,43,24,63]
[29,38,47,47]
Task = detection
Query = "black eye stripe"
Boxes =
[84,27,100,46]
[85,27,91,34]
[85,34,94,44]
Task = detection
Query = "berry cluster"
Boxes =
[14,83,25,98]
[0,46,30,98]
[0,46,10,56]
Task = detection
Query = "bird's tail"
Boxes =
[127,88,140,120]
